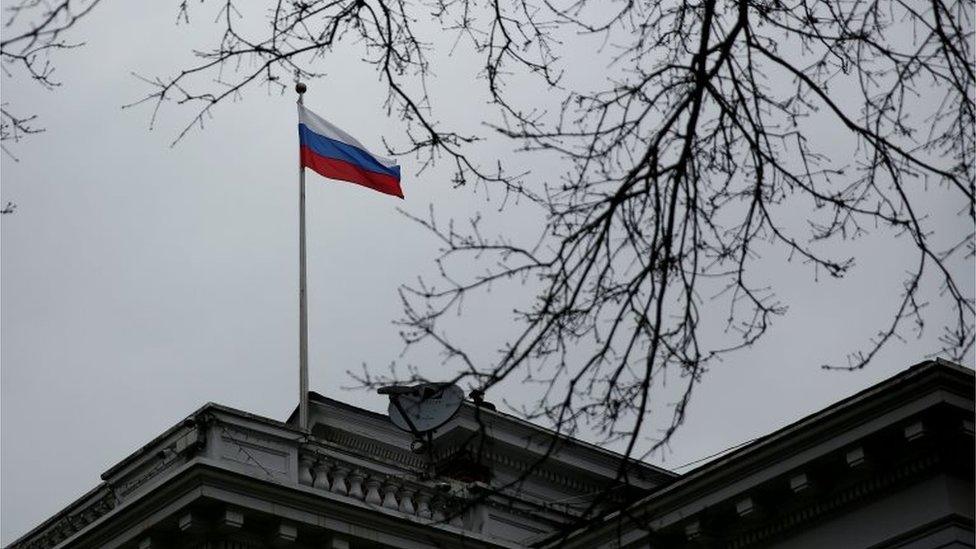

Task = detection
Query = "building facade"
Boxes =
[7,359,974,548]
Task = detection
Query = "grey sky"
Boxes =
[2,2,973,545]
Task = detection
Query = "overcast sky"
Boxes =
[2,2,973,545]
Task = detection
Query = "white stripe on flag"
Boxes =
[297,105,398,169]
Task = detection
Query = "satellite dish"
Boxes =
[379,383,464,434]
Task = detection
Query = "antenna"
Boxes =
[378,383,464,454]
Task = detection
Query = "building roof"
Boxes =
[8,358,972,549]
[551,358,975,548]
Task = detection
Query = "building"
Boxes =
[558,359,975,548]
[7,359,973,548]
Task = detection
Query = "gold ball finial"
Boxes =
[295,82,307,94]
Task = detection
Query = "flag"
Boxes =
[298,104,403,198]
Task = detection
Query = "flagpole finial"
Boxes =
[295,82,307,95]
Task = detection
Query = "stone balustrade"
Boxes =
[297,450,466,528]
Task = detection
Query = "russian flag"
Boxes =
[298,105,403,198]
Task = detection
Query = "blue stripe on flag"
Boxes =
[298,124,400,179]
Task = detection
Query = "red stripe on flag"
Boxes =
[301,145,404,199]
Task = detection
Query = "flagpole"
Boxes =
[296,81,309,432]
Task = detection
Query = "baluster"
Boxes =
[432,497,446,522]
[330,466,349,495]
[347,470,365,500]
[364,477,383,505]
[398,487,416,514]
[312,461,331,491]
[298,455,314,486]
[446,497,464,527]
[382,480,399,509]
[416,491,432,519]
